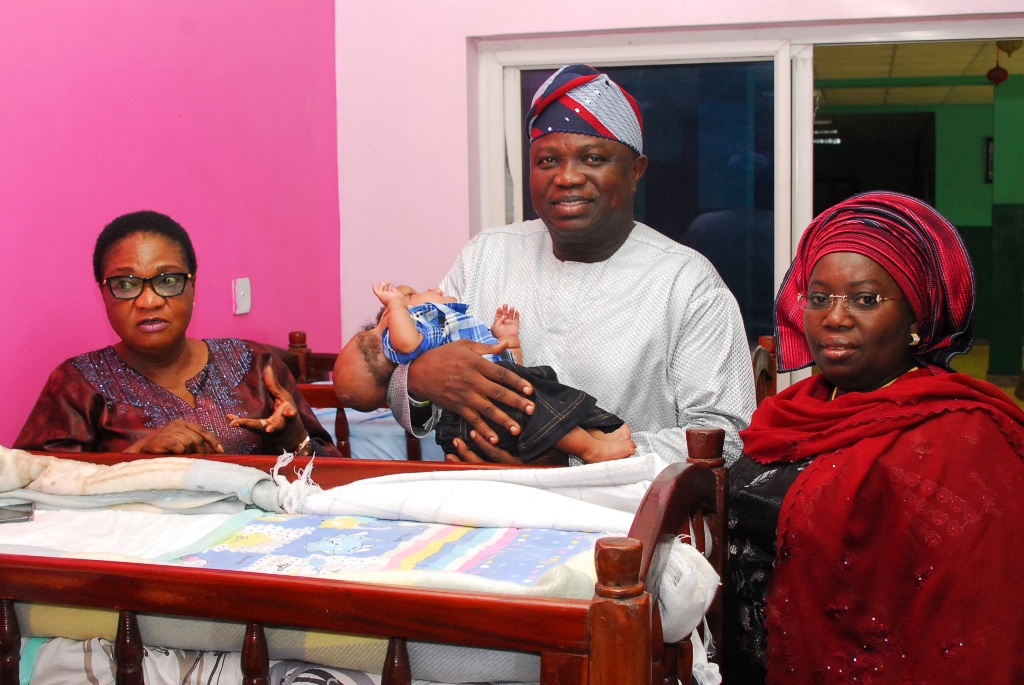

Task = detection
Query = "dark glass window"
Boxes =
[521,63,776,340]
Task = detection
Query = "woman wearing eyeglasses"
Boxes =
[725,192,1024,684]
[14,211,338,456]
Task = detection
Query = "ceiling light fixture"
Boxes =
[996,40,1022,57]
[987,41,1018,86]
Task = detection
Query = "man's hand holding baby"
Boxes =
[408,339,534,444]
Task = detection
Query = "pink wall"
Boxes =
[336,0,1023,340]
[0,0,340,445]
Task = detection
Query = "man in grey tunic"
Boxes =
[386,64,754,464]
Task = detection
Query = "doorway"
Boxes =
[812,40,1023,396]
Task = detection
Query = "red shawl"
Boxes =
[741,369,1024,684]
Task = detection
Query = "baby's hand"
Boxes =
[373,281,407,307]
[492,304,521,338]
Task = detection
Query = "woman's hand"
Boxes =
[408,339,534,444]
[126,420,224,454]
[228,366,308,451]
[445,435,525,464]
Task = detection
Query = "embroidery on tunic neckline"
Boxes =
[71,339,252,435]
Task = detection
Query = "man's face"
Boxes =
[529,133,647,250]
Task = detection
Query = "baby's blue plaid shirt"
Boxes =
[382,302,513,364]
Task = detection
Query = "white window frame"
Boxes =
[470,15,1024,388]
[477,41,798,289]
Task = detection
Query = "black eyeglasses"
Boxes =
[102,273,193,300]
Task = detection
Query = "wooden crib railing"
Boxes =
[0,536,660,685]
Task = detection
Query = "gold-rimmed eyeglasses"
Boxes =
[797,292,903,313]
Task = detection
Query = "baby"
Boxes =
[372,282,522,365]
[333,282,635,465]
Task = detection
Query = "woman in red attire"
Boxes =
[725,191,1024,684]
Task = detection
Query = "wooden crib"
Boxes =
[0,427,728,685]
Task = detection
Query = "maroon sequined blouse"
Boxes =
[15,339,338,456]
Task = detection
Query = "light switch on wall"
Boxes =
[232,278,251,315]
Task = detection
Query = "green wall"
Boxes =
[935,105,994,225]
[989,76,1024,377]
[936,104,994,340]
[818,102,993,223]
[993,77,1024,205]
[819,102,995,338]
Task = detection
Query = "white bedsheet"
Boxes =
[26,637,467,685]
[298,453,670,533]
[0,509,238,559]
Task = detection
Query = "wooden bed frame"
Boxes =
[0,428,728,685]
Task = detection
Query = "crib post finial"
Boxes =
[684,428,726,467]
[0,600,20,685]
[242,622,270,685]
[114,610,143,685]
[288,331,310,383]
[382,636,411,685]
[589,537,651,685]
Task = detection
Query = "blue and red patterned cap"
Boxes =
[526,64,644,155]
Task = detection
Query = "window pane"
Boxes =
[521,62,775,340]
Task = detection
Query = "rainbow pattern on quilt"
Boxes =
[175,514,600,585]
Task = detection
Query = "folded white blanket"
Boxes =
[0,445,276,510]
[297,454,670,534]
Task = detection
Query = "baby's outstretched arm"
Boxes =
[372,281,423,354]
[492,305,523,364]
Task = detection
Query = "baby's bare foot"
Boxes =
[587,423,633,443]
[580,436,636,463]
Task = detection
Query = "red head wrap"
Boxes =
[775,191,975,372]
